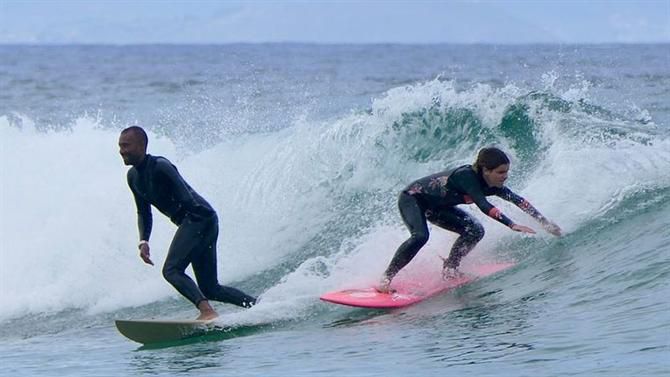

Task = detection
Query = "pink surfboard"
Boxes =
[320,262,515,309]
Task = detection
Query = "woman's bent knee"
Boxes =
[467,223,485,242]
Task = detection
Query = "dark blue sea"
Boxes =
[1,44,669,376]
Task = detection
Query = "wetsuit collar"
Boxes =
[472,165,491,188]
[135,154,150,171]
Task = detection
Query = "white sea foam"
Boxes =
[1,77,668,323]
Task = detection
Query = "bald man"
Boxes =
[118,126,256,320]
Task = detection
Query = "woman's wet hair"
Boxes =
[473,147,510,173]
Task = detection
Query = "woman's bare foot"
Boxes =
[442,267,465,280]
[375,276,396,294]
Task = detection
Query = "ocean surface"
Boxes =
[1,44,669,376]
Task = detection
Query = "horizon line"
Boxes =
[1,41,669,47]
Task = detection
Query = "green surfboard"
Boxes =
[115,318,220,344]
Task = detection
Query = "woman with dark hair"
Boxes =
[378,147,561,293]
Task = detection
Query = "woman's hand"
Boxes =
[542,221,562,236]
[511,224,536,234]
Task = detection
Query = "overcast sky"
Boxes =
[1,0,669,44]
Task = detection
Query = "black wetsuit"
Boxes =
[127,154,256,308]
[384,164,544,279]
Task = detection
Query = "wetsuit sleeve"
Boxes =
[461,174,515,227]
[497,188,548,223]
[153,158,200,214]
[127,172,153,241]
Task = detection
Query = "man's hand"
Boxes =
[139,243,154,265]
[542,221,562,236]
[511,224,536,234]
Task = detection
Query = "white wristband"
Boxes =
[138,240,149,249]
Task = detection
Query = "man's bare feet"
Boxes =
[196,300,218,321]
